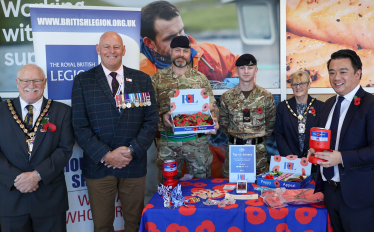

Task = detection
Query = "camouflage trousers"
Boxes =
[156,135,213,183]
[222,140,270,178]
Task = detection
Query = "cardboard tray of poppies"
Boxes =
[256,155,312,189]
[170,88,215,134]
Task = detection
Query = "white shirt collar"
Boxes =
[101,63,123,78]
[337,84,360,102]
[19,96,43,112]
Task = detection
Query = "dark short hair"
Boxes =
[327,49,362,78]
[141,1,180,41]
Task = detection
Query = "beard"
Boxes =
[172,57,189,68]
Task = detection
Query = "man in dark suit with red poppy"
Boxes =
[308,49,374,231]
[0,64,74,231]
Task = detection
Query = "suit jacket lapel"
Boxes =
[123,66,133,95]
[96,65,118,111]
[288,97,299,136]
[10,97,29,159]
[30,97,48,160]
[320,97,336,127]
[339,87,364,146]
[304,96,314,150]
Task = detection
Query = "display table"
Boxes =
[140,179,332,232]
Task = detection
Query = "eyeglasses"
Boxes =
[291,82,309,88]
[17,78,45,85]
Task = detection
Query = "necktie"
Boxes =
[110,72,119,97]
[324,96,345,180]
[24,105,33,130]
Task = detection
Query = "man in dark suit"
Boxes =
[308,49,374,231]
[0,64,74,232]
[71,31,158,232]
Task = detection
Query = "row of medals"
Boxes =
[118,97,151,109]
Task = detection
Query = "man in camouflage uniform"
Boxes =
[152,36,219,183]
[220,54,276,178]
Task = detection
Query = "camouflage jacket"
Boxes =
[152,65,216,132]
[219,84,276,140]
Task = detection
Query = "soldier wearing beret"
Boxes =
[152,36,219,183]
[219,54,276,177]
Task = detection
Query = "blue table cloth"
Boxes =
[140,179,331,232]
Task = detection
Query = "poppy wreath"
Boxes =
[173,112,214,127]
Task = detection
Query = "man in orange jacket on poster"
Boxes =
[140,1,239,87]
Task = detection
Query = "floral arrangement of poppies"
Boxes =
[173,112,213,127]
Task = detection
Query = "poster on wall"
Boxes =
[29,4,141,231]
[286,0,374,88]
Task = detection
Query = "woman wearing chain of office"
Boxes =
[274,71,323,160]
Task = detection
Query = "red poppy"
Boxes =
[193,127,198,131]
[245,206,266,225]
[170,102,176,112]
[196,220,215,232]
[300,157,308,167]
[294,207,317,224]
[228,227,242,232]
[173,89,180,97]
[43,122,56,132]
[202,103,209,112]
[201,88,208,99]
[272,165,280,172]
[276,223,290,232]
[178,205,196,216]
[142,204,154,216]
[166,223,188,232]
[269,207,289,219]
[193,182,207,187]
[286,154,297,160]
[145,222,160,232]
[257,108,263,114]
[274,155,281,162]
[211,179,225,183]
[354,97,361,105]
[310,109,316,114]
[274,180,281,188]
[179,182,193,187]
[302,168,306,176]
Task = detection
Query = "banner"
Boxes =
[29,5,141,231]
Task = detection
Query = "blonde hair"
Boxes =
[291,71,311,84]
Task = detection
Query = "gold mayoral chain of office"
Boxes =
[285,98,315,120]
[6,99,52,154]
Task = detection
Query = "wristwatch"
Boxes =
[129,145,136,158]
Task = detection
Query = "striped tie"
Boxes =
[24,105,33,129]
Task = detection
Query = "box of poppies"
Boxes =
[256,155,312,189]
[170,88,215,134]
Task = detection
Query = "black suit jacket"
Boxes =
[0,97,74,217]
[275,95,323,157]
[313,86,374,209]
[71,65,158,179]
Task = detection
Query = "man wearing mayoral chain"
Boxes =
[0,64,74,231]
